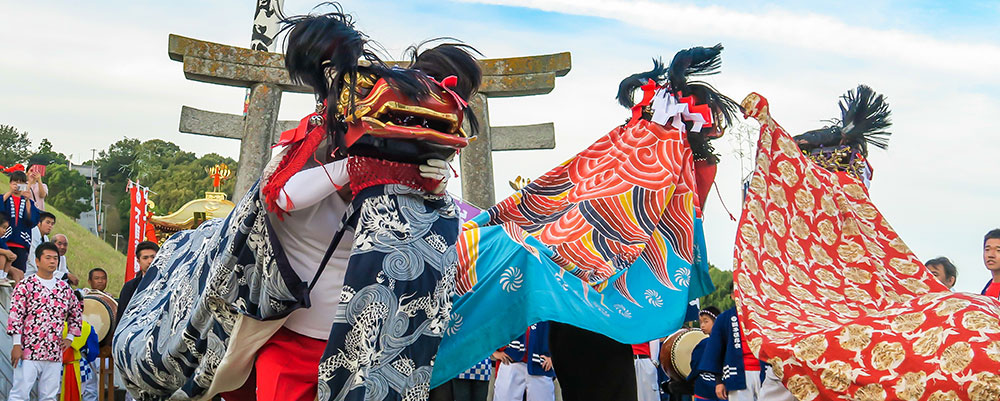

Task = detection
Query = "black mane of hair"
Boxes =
[685,81,742,130]
[407,40,484,136]
[281,5,483,143]
[667,44,724,94]
[281,5,364,102]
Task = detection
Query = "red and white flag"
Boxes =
[125,181,151,282]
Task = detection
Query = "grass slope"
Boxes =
[0,175,127,296]
[49,205,128,297]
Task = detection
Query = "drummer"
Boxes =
[697,307,719,335]
[80,267,110,401]
[81,268,109,296]
[688,307,720,401]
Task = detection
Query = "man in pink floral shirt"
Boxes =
[6,241,83,401]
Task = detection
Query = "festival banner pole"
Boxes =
[243,0,284,115]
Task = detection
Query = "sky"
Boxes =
[2,0,999,292]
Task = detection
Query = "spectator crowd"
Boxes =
[0,165,161,401]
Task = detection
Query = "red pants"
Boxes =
[221,327,327,401]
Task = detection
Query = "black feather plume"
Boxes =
[616,58,667,108]
[839,84,892,153]
[614,44,741,135]
[667,43,724,94]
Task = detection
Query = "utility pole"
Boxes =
[90,149,98,234]
[89,149,96,186]
[111,233,124,252]
[98,180,105,239]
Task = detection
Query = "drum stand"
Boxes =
[98,345,116,401]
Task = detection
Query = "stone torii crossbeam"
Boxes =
[168,34,570,208]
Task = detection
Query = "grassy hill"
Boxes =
[0,175,127,296]
[49,204,128,296]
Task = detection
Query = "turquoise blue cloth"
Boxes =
[430,216,713,388]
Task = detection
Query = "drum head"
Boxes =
[660,328,708,382]
[83,294,118,343]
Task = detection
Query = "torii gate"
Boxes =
[167,34,570,208]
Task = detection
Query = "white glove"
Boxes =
[419,159,450,194]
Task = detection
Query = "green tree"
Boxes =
[97,137,142,186]
[147,152,236,215]
[27,139,69,167]
[95,138,237,247]
[0,125,33,166]
[46,164,92,218]
[699,266,735,312]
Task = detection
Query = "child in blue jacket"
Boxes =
[1,170,40,273]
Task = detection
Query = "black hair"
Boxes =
[8,171,27,183]
[39,211,56,223]
[281,4,481,153]
[985,229,1000,247]
[407,40,483,134]
[699,306,721,320]
[35,241,58,260]
[135,241,160,258]
[88,267,107,281]
[0,213,8,226]
[925,257,957,281]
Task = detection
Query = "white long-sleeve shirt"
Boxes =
[25,229,68,280]
[270,159,355,340]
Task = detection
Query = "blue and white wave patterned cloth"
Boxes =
[112,182,309,400]
[113,182,460,401]
[317,185,460,401]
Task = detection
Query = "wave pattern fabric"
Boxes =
[114,182,459,401]
[113,182,307,400]
[734,92,1000,401]
[317,185,460,401]
[431,120,714,387]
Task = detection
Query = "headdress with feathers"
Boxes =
[794,84,892,158]
[614,44,742,163]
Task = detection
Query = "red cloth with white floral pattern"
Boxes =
[6,275,83,362]
[734,92,1000,401]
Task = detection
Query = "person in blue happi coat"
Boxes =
[492,321,556,401]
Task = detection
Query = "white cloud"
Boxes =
[458,0,1000,81]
